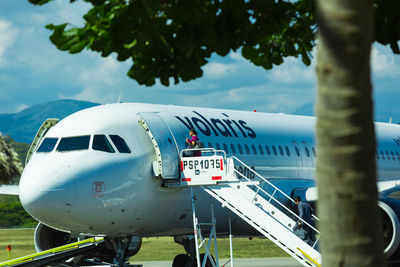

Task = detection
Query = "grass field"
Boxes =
[0,228,288,263]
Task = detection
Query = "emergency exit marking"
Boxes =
[92,181,105,197]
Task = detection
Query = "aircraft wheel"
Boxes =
[172,254,191,267]
[199,253,214,267]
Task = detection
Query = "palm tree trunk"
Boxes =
[316,0,385,266]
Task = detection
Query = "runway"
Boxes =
[131,257,302,267]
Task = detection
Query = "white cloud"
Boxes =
[79,56,125,86]
[371,45,400,79]
[203,62,240,79]
[15,104,28,112]
[179,84,315,114]
[60,56,133,103]
[0,19,18,66]
[29,13,47,25]
[230,51,243,61]
[269,52,316,85]
[52,0,91,27]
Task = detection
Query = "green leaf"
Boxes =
[69,41,87,54]
[28,0,53,5]
[124,39,137,49]
[241,46,257,60]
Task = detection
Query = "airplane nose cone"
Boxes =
[19,160,76,227]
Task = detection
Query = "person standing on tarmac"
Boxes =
[293,196,316,245]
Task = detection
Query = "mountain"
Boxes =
[0,100,99,143]
[293,103,314,117]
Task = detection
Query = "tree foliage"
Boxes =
[28,0,400,87]
[0,136,23,184]
[0,196,37,228]
[29,0,317,86]
[4,135,30,167]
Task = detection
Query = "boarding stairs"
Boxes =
[179,148,321,267]
[0,237,106,267]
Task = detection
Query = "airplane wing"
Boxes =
[0,185,19,195]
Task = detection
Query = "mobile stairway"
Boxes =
[0,237,106,267]
[178,148,321,267]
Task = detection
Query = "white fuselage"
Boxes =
[18,103,400,236]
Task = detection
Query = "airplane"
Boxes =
[4,102,400,266]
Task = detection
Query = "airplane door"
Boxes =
[138,113,180,179]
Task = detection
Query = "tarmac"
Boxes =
[130,257,302,267]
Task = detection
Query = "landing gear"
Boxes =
[173,236,215,267]
[106,235,142,267]
[174,236,196,264]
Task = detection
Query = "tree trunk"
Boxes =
[316,0,385,266]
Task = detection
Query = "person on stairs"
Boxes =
[293,196,316,246]
[185,129,201,156]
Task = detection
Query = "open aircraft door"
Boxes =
[138,113,180,179]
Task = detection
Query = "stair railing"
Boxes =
[229,156,320,249]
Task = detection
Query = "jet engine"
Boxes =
[34,223,77,252]
[379,199,400,258]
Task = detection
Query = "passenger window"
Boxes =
[259,145,264,155]
[285,146,290,157]
[278,146,284,156]
[386,151,390,160]
[208,142,213,148]
[305,147,310,157]
[57,136,90,152]
[252,144,257,155]
[245,144,250,155]
[265,145,271,155]
[295,146,300,157]
[37,138,58,153]
[231,144,236,155]
[216,143,221,150]
[391,151,395,160]
[380,151,385,160]
[109,135,131,153]
[238,144,243,154]
[376,151,379,160]
[312,147,316,157]
[93,135,115,153]
[272,146,277,156]
[396,151,400,161]
[223,143,229,154]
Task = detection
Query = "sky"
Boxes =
[0,0,399,120]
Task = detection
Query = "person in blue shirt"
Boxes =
[294,196,316,245]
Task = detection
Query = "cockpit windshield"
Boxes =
[37,138,58,153]
[110,135,131,153]
[37,134,131,154]
[57,136,90,152]
[93,135,115,153]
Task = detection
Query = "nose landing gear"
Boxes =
[107,235,142,267]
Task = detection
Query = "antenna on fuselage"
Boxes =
[117,89,124,103]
